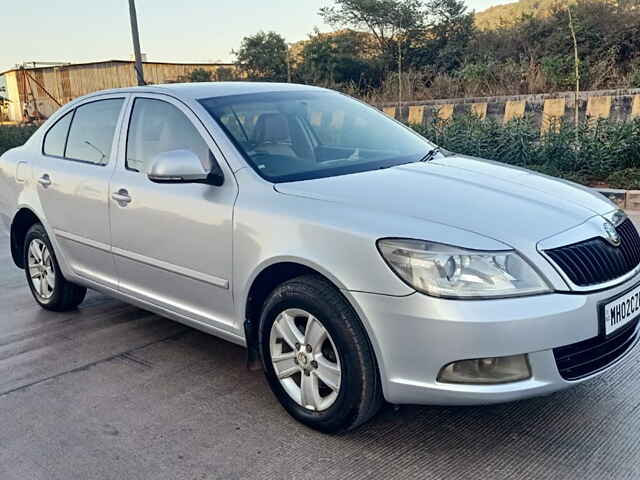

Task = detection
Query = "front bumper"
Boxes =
[348,272,640,406]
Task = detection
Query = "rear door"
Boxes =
[33,95,128,289]
[109,94,238,332]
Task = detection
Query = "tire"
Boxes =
[258,274,383,433]
[23,223,87,312]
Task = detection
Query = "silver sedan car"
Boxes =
[1,83,639,432]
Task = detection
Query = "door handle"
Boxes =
[112,188,132,205]
[38,174,52,187]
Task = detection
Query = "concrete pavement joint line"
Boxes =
[119,351,154,369]
[0,329,188,399]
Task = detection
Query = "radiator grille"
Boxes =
[545,219,640,286]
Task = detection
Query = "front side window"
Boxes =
[43,110,73,157]
[65,99,124,165]
[200,90,433,182]
[126,98,212,174]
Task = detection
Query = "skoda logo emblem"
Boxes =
[603,221,621,246]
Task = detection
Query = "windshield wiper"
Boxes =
[417,147,441,163]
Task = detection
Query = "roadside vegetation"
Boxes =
[412,115,640,188]
[2,116,639,189]
[0,125,37,156]
[224,0,640,102]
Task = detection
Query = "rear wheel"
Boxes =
[259,275,383,433]
[24,224,87,312]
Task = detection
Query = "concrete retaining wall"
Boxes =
[380,88,640,131]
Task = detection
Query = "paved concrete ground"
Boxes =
[1,223,640,480]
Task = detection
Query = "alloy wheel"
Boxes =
[27,239,56,299]
[269,308,342,411]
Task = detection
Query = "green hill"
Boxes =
[475,0,574,29]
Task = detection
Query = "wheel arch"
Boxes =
[242,259,383,381]
[10,207,43,269]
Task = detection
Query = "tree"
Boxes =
[319,0,426,62]
[297,29,383,87]
[234,31,288,81]
[319,0,427,105]
[409,0,475,72]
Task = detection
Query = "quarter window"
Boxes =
[126,98,212,173]
[65,99,124,165]
[43,110,73,157]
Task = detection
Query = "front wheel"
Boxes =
[24,223,87,312]
[258,275,383,433]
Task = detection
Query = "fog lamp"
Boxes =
[437,354,531,384]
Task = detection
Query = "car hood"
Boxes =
[274,155,616,248]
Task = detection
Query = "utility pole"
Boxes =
[128,0,146,86]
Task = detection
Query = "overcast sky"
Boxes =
[1,0,515,73]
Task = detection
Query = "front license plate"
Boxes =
[604,284,640,336]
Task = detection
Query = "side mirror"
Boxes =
[147,149,224,186]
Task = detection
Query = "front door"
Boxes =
[109,94,237,332]
[33,95,127,289]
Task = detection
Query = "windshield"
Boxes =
[199,90,434,182]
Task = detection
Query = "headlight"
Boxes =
[377,239,550,298]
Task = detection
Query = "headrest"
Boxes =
[254,113,290,143]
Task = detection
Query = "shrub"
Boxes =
[607,169,640,190]
[410,115,640,188]
[0,125,38,156]
[189,68,213,83]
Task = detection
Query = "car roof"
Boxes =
[84,82,323,101]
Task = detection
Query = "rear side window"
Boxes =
[43,111,73,157]
[126,98,211,173]
[65,99,125,165]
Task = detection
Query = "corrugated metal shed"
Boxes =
[0,60,237,123]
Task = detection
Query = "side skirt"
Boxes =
[77,277,247,348]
